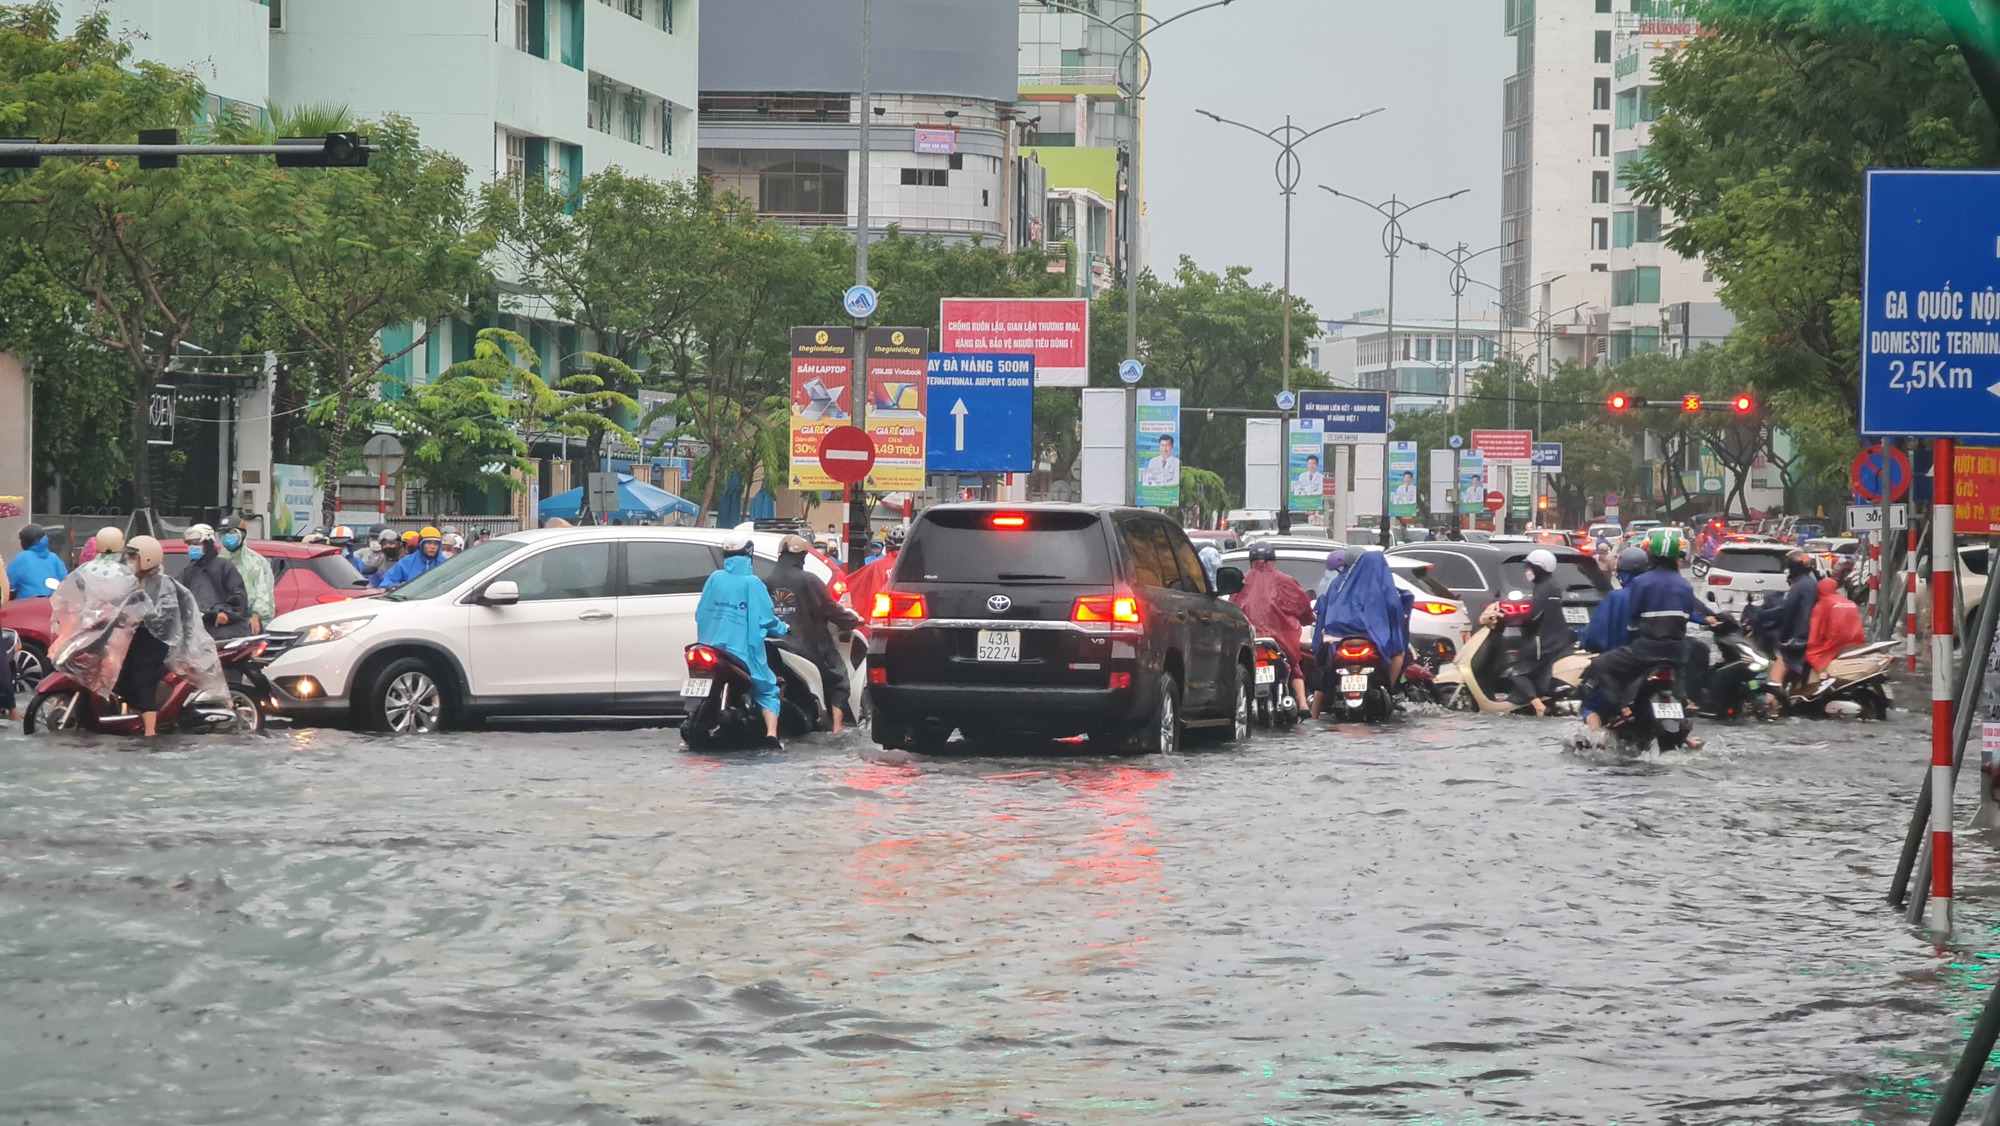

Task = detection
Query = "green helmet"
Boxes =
[1644,527,1684,561]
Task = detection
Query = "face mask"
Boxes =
[222,534,243,551]
[187,545,204,562]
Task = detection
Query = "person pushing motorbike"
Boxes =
[695,524,790,749]
[1755,550,1820,693]
[1232,542,1315,715]
[766,534,862,734]
[1478,549,1575,716]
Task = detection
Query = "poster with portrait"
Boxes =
[1287,420,1324,513]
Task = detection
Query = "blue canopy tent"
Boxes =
[538,473,699,525]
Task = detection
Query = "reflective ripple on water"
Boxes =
[0,708,1988,1124]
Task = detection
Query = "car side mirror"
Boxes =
[1214,566,1245,596]
[481,580,520,606]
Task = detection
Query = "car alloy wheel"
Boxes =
[13,645,50,696]
[1231,673,1252,743]
[1150,673,1181,755]
[381,669,442,734]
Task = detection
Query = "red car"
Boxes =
[5,541,378,692]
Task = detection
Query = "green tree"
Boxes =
[451,328,644,456]
[1543,422,1637,526]
[363,360,529,513]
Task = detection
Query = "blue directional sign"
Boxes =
[925,353,1035,473]
[1532,442,1563,471]
[843,284,880,319]
[1861,170,2000,439]
[1118,358,1144,385]
[1297,389,1390,443]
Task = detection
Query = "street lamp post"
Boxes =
[1319,185,1469,545]
[1037,0,1238,507]
[1414,238,1512,443]
[1197,106,1384,534]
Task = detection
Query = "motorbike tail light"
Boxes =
[1415,601,1457,616]
[1073,592,1142,630]
[1337,641,1378,662]
[871,591,928,622]
[1649,668,1676,684]
[1109,671,1132,689]
[1708,575,1732,586]
[868,667,887,685]
[1498,601,1533,617]
[687,645,720,671]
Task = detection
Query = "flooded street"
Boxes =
[0,708,1991,1124]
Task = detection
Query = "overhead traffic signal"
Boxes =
[1682,395,1703,413]
[1608,392,1643,412]
[1732,394,1755,413]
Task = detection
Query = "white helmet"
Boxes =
[1525,548,1559,574]
[722,521,757,555]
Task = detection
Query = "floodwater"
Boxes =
[0,706,1995,1124]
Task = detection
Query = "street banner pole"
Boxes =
[1928,438,1958,936]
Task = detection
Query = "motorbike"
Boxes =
[1434,593,1589,716]
[1734,593,1896,720]
[679,640,828,750]
[1252,637,1300,727]
[1688,616,1767,721]
[1600,661,1696,752]
[23,633,277,736]
[1320,635,1400,723]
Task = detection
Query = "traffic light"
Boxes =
[1732,394,1755,413]
[1537,496,1549,510]
[1682,395,1703,413]
[1608,392,1642,411]
[275,133,372,168]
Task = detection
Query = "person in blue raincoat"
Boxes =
[695,523,790,746]
[1312,550,1414,697]
[378,527,446,589]
[7,524,68,600]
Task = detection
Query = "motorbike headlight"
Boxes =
[293,617,374,647]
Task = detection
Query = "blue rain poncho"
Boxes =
[1311,551,1411,663]
[7,537,67,600]
[694,554,789,712]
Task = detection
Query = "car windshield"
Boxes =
[901,510,1114,584]
[380,539,525,600]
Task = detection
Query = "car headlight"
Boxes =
[293,617,374,647]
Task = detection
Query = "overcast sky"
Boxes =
[1141,0,1514,338]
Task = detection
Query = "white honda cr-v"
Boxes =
[264,526,850,733]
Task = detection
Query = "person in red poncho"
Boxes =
[849,523,906,626]
[1806,575,1866,681]
[1231,541,1315,709]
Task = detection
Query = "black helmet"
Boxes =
[17,523,44,551]
[1248,541,1277,562]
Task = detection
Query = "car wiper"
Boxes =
[995,571,1068,581]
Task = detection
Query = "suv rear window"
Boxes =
[903,510,1114,584]
[1713,550,1786,574]
[1502,555,1609,596]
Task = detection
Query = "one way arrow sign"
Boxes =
[925,352,1035,473]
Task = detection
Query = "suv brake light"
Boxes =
[1072,592,1142,629]
[991,514,1027,528]
[1707,575,1732,586]
[1498,601,1534,617]
[1414,601,1457,617]
[871,591,928,622]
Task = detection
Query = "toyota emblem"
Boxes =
[987,594,1012,613]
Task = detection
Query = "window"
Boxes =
[1592,123,1610,157]
[504,131,527,181]
[1416,337,1431,361]
[270,0,285,30]
[496,543,614,601]
[1591,216,1610,250]
[624,541,715,596]
[1119,522,1169,589]
[621,0,642,16]
[1460,338,1476,361]
[900,168,949,187]
[1166,530,1209,595]
[624,92,645,146]
[755,152,846,216]
[1592,261,1609,272]
[1613,268,1637,306]
[660,0,674,32]
[1401,550,1485,592]
[1596,0,1611,11]
[661,103,674,155]
[948,152,963,171]
[1636,266,1661,303]
[1481,338,1497,361]
[1594,77,1611,110]
[1592,170,1610,203]
[515,0,531,50]
[1636,205,1662,242]
[1634,326,1661,354]
[1610,330,1633,364]
[1612,210,1635,248]
[1615,89,1638,129]
[1141,522,1193,593]
[589,79,614,133]
[1594,30,1612,63]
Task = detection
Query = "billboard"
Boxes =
[1298,389,1390,444]
[1288,420,1324,512]
[865,327,928,491]
[788,327,855,490]
[1134,388,1182,509]
[939,297,1089,386]
[1458,452,1487,516]
[1957,445,2000,534]
[1387,442,1419,520]
[1429,448,1454,516]
[1471,429,1533,461]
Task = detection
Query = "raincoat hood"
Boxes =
[1315,551,1409,661]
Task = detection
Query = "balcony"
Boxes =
[1018,65,1126,98]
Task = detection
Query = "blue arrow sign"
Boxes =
[843,284,879,319]
[1861,169,2000,439]
[925,353,1035,473]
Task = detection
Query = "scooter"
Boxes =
[1320,635,1400,722]
[1251,637,1300,727]
[1433,594,1590,715]
[679,640,828,750]
[1688,615,1768,721]
[22,635,271,736]
[1600,661,1695,752]
[1736,593,1896,720]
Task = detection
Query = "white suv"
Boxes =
[263,527,846,733]
[1697,543,1795,615]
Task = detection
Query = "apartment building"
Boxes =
[1316,316,1504,410]
[1016,0,1140,294]
[1605,1,1733,363]
[1500,0,1614,367]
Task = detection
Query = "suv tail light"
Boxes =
[1707,575,1732,586]
[990,514,1028,529]
[1072,592,1142,630]
[1497,601,1534,617]
[1414,601,1457,617]
[871,591,928,623]
[1336,640,1378,662]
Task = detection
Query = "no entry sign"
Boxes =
[817,426,877,485]
[1485,490,1506,512]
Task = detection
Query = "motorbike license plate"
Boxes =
[1652,700,1685,720]
[1563,607,1590,625]
[682,678,712,699]
[1340,674,1371,693]
[976,630,1021,662]
[1256,665,1277,684]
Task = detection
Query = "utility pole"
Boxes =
[847,0,873,573]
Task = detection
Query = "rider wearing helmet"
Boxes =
[847,523,907,624]
[766,533,864,734]
[1504,548,1577,716]
[695,523,790,748]
[6,522,67,601]
[1579,547,1651,654]
[379,526,447,588]
[1760,549,1821,690]
[215,515,275,632]
[301,527,331,546]
[181,523,253,641]
[1233,541,1315,714]
[1582,528,1718,739]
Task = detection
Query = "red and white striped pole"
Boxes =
[1929,438,1958,936]
[1908,524,1921,672]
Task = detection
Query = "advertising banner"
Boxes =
[865,327,928,491]
[270,463,318,537]
[939,297,1089,386]
[1532,442,1563,473]
[1298,389,1390,444]
[1134,387,1182,509]
[1351,441,1383,519]
[1458,452,1487,516]
[788,327,855,490]
[1243,418,1281,511]
[1471,429,1534,461]
[1082,387,1128,504]
[1957,445,2000,534]
[1510,463,1533,518]
[1288,419,1325,512]
[1387,441,1419,520]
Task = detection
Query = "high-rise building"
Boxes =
[54,0,272,118]
[699,0,1034,247]
[1015,0,1141,296]
[1500,0,1614,367]
[1605,1,1733,363]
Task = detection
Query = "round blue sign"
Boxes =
[843,284,879,319]
[1449,434,1464,449]
[1118,359,1144,385]
[1275,390,1297,412]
